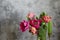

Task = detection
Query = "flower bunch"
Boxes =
[20,12,52,40]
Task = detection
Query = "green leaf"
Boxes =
[48,21,52,37]
[26,17,30,20]
[42,22,45,25]
[43,24,48,30]
[39,12,46,18]
[39,14,43,18]
[36,16,39,19]
[42,12,46,16]
[41,22,47,30]
[38,25,46,40]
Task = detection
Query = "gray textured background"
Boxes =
[0,0,60,40]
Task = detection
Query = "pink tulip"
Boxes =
[27,12,35,19]
[29,27,37,35]
[20,20,29,32]
[42,16,51,23]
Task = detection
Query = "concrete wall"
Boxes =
[0,0,60,40]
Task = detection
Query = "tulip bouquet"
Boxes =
[20,12,52,40]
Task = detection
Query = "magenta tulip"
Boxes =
[20,20,29,32]
[29,19,42,29]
